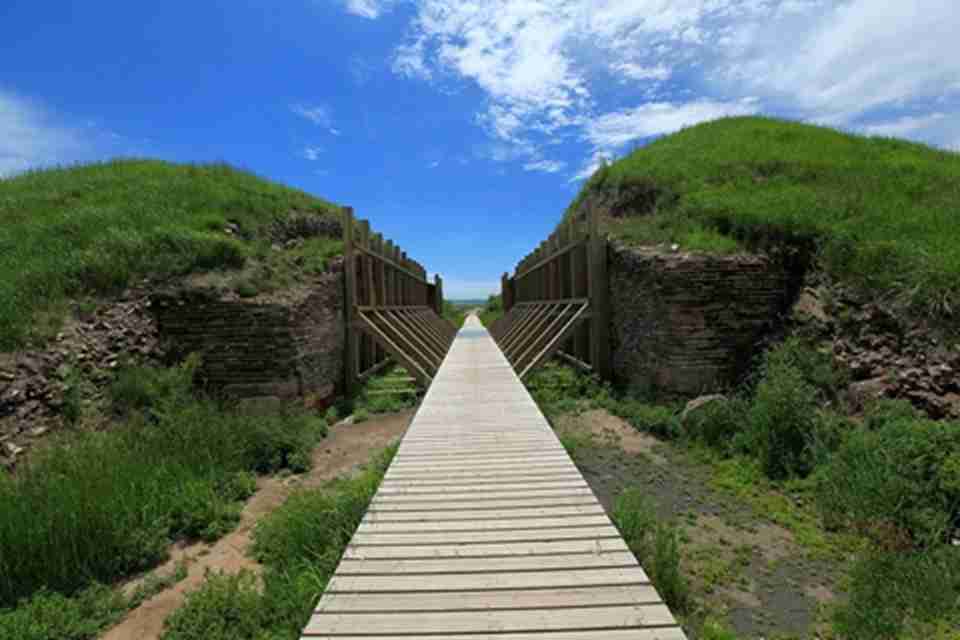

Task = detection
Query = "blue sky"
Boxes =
[2,1,958,298]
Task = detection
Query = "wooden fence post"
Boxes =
[434,274,443,315]
[342,206,358,394]
[588,206,610,379]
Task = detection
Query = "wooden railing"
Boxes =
[342,207,455,392]
[491,207,610,379]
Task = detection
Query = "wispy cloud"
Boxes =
[523,158,566,174]
[343,0,395,19]
[0,91,91,177]
[584,99,758,149]
[291,103,340,136]
[347,0,960,178]
[301,146,324,161]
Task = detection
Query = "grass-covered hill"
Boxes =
[0,160,343,350]
[569,116,960,318]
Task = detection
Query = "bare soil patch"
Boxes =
[101,410,411,640]
[556,409,838,639]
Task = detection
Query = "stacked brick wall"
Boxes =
[609,243,791,394]
[152,268,344,400]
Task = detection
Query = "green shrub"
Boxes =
[0,362,327,609]
[746,360,819,478]
[761,337,848,402]
[604,398,679,439]
[683,397,749,452]
[162,446,397,640]
[111,355,197,416]
[815,415,960,548]
[160,571,270,640]
[613,489,690,614]
[353,408,370,423]
[833,547,960,639]
[863,398,921,431]
[0,584,128,640]
[526,362,607,418]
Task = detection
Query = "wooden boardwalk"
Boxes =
[302,315,687,639]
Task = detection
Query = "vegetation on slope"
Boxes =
[526,351,960,639]
[0,356,327,619]
[0,160,341,349]
[570,116,960,317]
[160,446,396,640]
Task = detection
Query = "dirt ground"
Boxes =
[101,410,412,640]
[556,409,839,640]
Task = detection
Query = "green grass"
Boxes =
[478,294,504,328]
[0,357,327,610]
[160,446,397,640]
[352,365,420,415]
[0,159,340,349]
[569,116,960,316]
[442,301,467,328]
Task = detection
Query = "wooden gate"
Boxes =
[342,207,456,392]
[490,207,609,379]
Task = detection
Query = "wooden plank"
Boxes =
[304,604,677,635]
[302,629,686,640]
[337,551,636,574]
[343,536,628,558]
[358,504,607,522]
[351,525,619,544]
[355,312,432,385]
[317,585,661,611]
[375,481,588,496]
[589,205,611,378]
[326,566,650,592]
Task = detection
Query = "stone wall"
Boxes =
[152,266,345,400]
[609,242,792,394]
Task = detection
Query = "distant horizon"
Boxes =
[3,1,957,297]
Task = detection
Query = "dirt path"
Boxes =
[101,411,412,640]
[556,409,840,639]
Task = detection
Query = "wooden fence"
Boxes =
[490,207,610,379]
[342,207,456,392]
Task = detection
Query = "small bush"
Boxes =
[161,571,269,640]
[863,398,920,431]
[684,396,749,452]
[833,547,960,639]
[613,489,690,614]
[0,361,327,609]
[747,359,819,478]
[162,446,397,640]
[604,398,679,439]
[111,355,197,416]
[761,337,848,403]
[815,415,960,548]
[526,362,608,418]
[0,584,127,640]
[353,408,370,423]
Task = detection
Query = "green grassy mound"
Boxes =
[0,160,341,349]
[569,116,960,317]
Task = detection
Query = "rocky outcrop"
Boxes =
[0,288,163,468]
[1,260,347,470]
[791,278,960,419]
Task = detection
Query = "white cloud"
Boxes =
[585,99,758,149]
[365,0,960,174]
[862,113,947,138]
[523,158,566,174]
[427,160,440,168]
[612,63,672,82]
[291,103,340,135]
[0,91,89,177]
[344,0,395,19]
[301,146,324,161]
